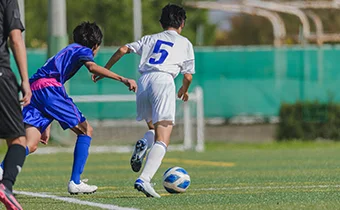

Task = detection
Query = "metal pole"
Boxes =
[48,0,68,57]
[195,87,205,152]
[196,25,204,46]
[48,0,69,143]
[133,0,142,41]
[183,102,193,150]
[185,1,286,47]
[18,0,25,40]
[133,0,142,79]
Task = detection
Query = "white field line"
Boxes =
[40,184,340,196]
[14,191,138,210]
[34,145,185,155]
[14,185,338,209]
[193,184,340,191]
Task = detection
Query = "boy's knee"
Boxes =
[28,144,38,153]
[86,124,93,137]
[72,122,93,137]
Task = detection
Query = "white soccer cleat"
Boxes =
[134,178,161,198]
[0,167,3,181]
[130,139,148,172]
[68,179,98,195]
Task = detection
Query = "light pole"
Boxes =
[48,0,68,57]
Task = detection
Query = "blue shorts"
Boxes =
[23,78,86,133]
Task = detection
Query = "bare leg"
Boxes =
[70,120,93,137]
[0,125,40,174]
[25,125,42,153]
[154,121,173,146]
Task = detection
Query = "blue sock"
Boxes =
[70,135,92,184]
[1,146,29,170]
[25,146,30,156]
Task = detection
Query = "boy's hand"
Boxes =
[178,86,189,101]
[40,125,51,145]
[122,78,137,92]
[20,80,32,107]
[92,74,104,83]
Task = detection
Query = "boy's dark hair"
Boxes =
[159,4,186,29]
[73,22,103,49]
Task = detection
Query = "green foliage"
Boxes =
[25,0,48,48]
[277,101,340,141]
[24,0,216,48]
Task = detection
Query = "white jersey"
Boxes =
[126,30,195,78]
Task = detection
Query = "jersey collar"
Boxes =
[165,30,179,34]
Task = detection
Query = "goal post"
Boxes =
[51,86,205,152]
[182,86,205,152]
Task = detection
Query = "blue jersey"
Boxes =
[23,43,93,132]
[30,43,94,84]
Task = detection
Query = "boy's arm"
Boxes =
[105,46,132,69]
[178,74,193,102]
[9,29,31,107]
[178,41,195,102]
[85,61,137,92]
[92,46,132,82]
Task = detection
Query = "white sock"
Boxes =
[142,130,155,149]
[140,141,167,182]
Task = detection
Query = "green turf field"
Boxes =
[7,141,340,210]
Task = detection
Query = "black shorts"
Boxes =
[0,68,25,139]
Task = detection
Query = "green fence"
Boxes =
[10,45,340,119]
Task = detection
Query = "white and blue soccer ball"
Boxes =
[163,166,191,193]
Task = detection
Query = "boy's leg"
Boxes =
[0,71,31,210]
[31,85,96,194]
[2,137,26,193]
[0,126,40,179]
[135,121,173,198]
[134,73,175,197]
[68,120,97,195]
[131,82,155,172]
[130,121,155,172]
[139,121,172,182]
[0,137,26,210]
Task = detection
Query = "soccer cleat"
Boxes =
[134,178,161,198]
[0,183,22,210]
[0,167,3,181]
[68,179,98,195]
[130,139,148,172]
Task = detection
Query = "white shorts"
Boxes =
[136,71,176,124]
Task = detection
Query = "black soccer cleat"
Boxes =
[130,139,148,172]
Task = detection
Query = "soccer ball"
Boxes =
[163,166,191,193]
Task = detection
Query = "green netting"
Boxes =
[10,45,340,119]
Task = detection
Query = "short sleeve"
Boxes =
[5,0,24,33]
[181,41,195,74]
[125,36,147,55]
[77,47,94,63]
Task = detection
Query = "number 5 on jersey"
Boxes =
[149,40,174,64]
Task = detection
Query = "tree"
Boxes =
[24,0,216,48]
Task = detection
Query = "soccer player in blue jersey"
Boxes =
[0,21,137,195]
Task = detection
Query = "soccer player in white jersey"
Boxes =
[93,4,194,197]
